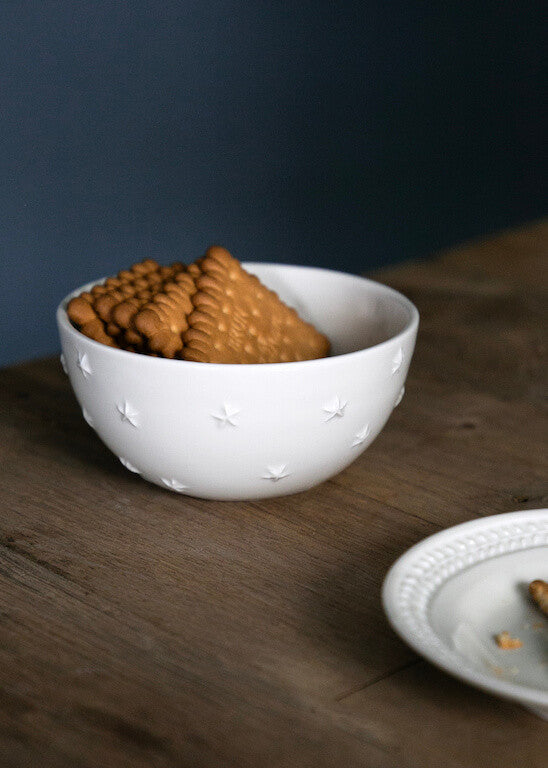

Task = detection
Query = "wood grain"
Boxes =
[0,220,547,767]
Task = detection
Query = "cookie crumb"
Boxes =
[495,631,523,650]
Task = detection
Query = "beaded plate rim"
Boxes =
[382,509,548,708]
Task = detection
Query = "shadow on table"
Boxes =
[297,526,422,681]
[0,356,127,480]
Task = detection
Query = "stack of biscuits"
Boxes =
[67,246,330,363]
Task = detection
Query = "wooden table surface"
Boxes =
[1,222,547,767]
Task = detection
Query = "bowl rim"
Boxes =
[56,262,419,370]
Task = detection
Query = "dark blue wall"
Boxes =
[1,2,546,366]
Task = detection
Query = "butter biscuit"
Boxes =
[182,246,329,363]
[133,270,199,358]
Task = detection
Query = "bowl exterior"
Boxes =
[57,267,417,500]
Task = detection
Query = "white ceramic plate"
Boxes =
[382,510,548,718]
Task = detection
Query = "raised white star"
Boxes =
[352,423,371,448]
[76,351,92,378]
[262,464,290,482]
[323,395,347,422]
[161,477,188,493]
[82,407,94,427]
[394,386,405,407]
[117,401,139,428]
[119,457,140,473]
[211,403,240,427]
[391,347,404,375]
[60,353,68,374]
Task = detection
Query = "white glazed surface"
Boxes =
[57,263,418,500]
[382,509,548,719]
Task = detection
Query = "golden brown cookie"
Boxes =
[66,295,120,347]
[182,246,330,363]
[109,266,189,350]
[67,259,186,350]
[529,579,548,616]
[133,269,199,358]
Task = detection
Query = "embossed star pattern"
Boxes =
[211,403,240,427]
[161,478,188,493]
[117,401,139,428]
[76,351,92,378]
[391,347,404,375]
[323,395,347,422]
[119,457,140,473]
[352,423,371,448]
[262,465,290,482]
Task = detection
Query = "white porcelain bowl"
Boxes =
[57,263,419,500]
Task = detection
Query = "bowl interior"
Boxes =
[59,263,416,360]
[235,263,413,356]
